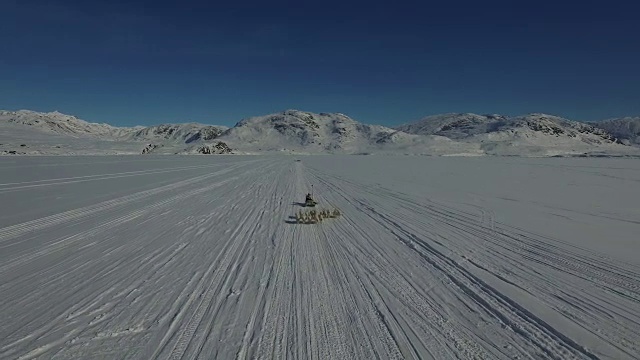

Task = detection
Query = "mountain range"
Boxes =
[1,109,639,157]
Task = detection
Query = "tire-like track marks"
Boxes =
[1,157,638,360]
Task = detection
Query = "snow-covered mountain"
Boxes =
[0,110,138,139]
[588,117,640,145]
[0,110,227,143]
[217,110,397,152]
[394,113,634,156]
[1,109,639,156]
[396,113,617,143]
[394,113,507,139]
[0,110,230,155]
[213,110,477,155]
[127,123,228,143]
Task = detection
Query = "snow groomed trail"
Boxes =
[0,156,638,359]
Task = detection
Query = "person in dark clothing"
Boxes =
[305,193,317,207]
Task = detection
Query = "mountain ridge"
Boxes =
[1,109,638,157]
[587,117,640,145]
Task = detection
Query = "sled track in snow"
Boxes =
[167,180,271,359]
[307,165,640,359]
[1,157,639,359]
[0,163,233,190]
[0,163,250,243]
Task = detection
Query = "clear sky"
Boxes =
[1,0,638,127]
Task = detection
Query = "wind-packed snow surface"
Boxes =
[1,156,639,359]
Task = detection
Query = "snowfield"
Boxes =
[1,156,639,359]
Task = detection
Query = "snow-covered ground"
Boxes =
[1,156,638,359]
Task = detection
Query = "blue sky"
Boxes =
[1,0,638,127]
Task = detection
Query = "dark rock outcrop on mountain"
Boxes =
[194,142,233,154]
[141,144,161,154]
